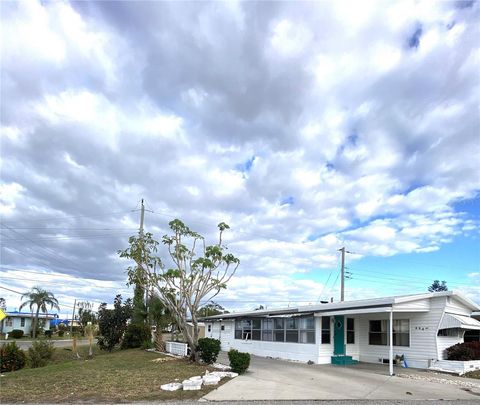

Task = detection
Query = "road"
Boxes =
[0,339,91,349]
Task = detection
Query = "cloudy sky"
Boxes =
[1,0,479,316]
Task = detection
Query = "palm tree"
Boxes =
[20,287,59,339]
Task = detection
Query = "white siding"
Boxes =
[445,297,472,316]
[358,299,445,369]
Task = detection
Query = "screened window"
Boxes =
[234,316,315,344]
[369,319,409,347]
[235,319,253,340]
[207,324,211,332]
[274,318,285,342]
[5,317,13,327]
[299,316,315,344]
[321,316,330,344]
[438,329,460,337]
[20,318,26,327]
[262,319,273,341]
[346,318,354,344]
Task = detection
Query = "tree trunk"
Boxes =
[33,307,41,339]
[155,330,165,352]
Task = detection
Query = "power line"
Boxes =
[0,209,137,224]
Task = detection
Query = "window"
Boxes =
[234,316,315,344]
[321,316,330,344]
[262,319,273,341]
[347,318,354,344]
[274,318,285,342]
[299,316,315,344]
[20,318,26,327]
[221,325,225,331]
[369,319,409,347]
[369,320,388,345]
[6,317,13,327]
[252,319,261,340]
[207,324,211,332]
[393,320,409,346]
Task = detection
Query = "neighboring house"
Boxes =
[1,311,57,334]
[204,291,480,374]
[186,322,205,339]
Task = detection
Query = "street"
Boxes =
[0,339,91,350]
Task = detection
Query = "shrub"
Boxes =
[197,337,221,364]
[44,330,53,338]
[28,340,55,368]
[121,323,151,349]
[228,349,250,374]
[58,330,65,337]
[0,342,26,373]
[446,341,480,361]
[10,329,24,339]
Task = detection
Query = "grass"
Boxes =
[0,348,226,402]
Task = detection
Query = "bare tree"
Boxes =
[119,219,239,362]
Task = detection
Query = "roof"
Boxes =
[203,291,480,321]
[439,313,480,330]
[6,311,58,319]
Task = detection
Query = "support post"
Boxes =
[389,308,394,376]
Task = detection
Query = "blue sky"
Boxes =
[1,0,479,315]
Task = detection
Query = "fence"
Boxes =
[165,341,189,356]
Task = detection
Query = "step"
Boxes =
[331,355,359,365]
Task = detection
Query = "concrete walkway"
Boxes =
[203,353,480,401]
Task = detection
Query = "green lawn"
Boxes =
[1,349,225,402]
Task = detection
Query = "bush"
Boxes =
[28,340,55,368]
[0,342,26,373]
[44,330,53,338]
[197,338,221,364]
[446,341,480,361]
[121,323,151,349]
[58,330,64,337]
[10,329,24,339]
[228,349,250,374]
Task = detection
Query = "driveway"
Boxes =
[203,353,480,401]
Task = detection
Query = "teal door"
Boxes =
[333,315,345,355]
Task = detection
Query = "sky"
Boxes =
[1,0,479,317]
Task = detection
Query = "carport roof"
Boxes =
[202,291,479,320]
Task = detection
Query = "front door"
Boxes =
[333,315,345,355]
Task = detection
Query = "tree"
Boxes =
[119,219,239,362]
[197,301,228,317]
[254,305,265,311]
[19,287,59,339]
[78,308,97,336]
[97,295,132,351]
[428,280,448,292]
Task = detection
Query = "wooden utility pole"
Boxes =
[70,298,77,336]
[339,247,345,302]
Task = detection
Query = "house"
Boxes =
[1,311,57,335]
[204,291,480,374]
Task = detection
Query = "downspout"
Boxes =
[389,307,394,376]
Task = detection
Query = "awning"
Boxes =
[439,313,480,331]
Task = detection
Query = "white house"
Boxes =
[204,291,480,375]
[1,311,57,335]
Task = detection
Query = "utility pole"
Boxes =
[70,299,77,336]
[339,247,345,302]
[139,198,145,236]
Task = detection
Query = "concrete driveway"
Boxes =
[203,353,480,401]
